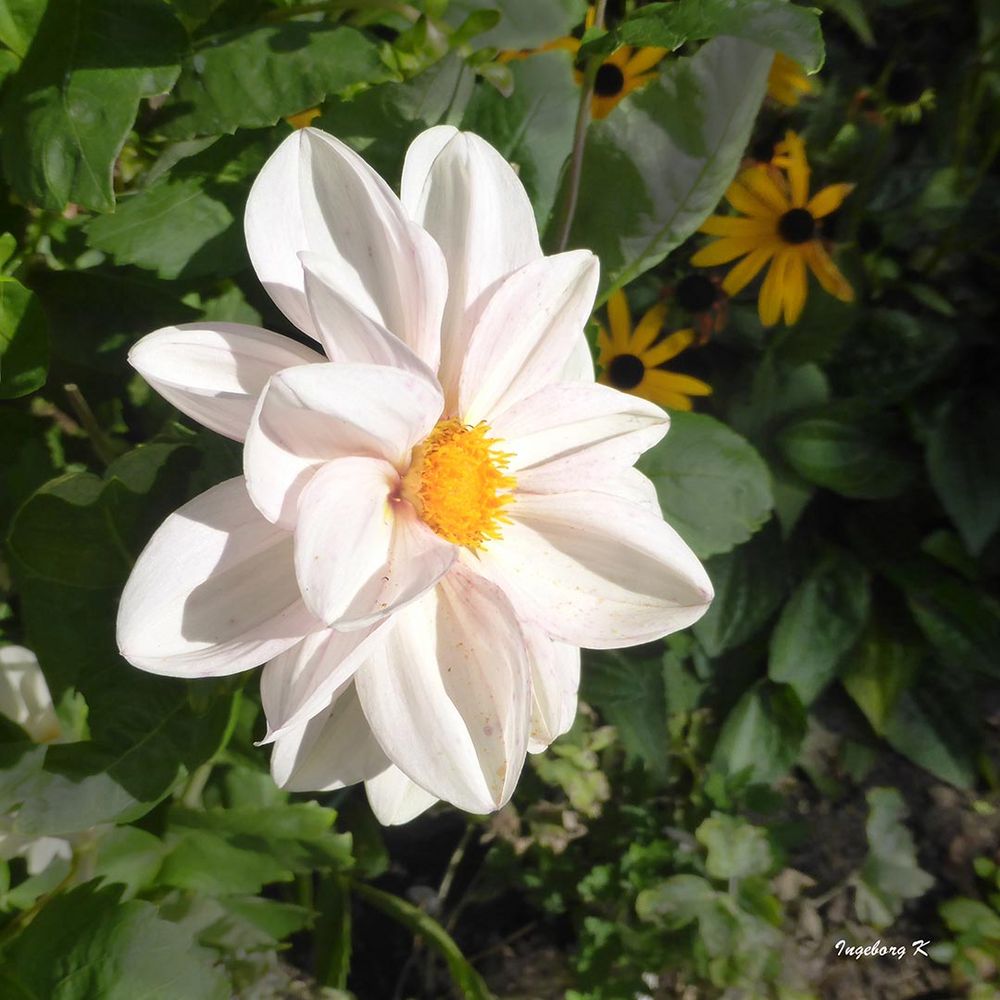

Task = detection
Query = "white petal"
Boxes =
[301,253,440,376]
[562,334,596,382]
[401,130,542,400]
[270,682,388,791]
[293,457,396,625]
[491,381,668,473]
[117,478,319,676]
[476,491,713,649]
[355,565,531,814]
[129,323,324,441]
[0,645,60,744]
[524,626,580,752]
[245,128,447,362]
[259,621,390,742]
[365,765,438,825]
[458,251,600,424]
[243,362,443,529]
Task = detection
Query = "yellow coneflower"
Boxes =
[691,131,855,327]
[597,290,712,410]
[499,5,667,120]
[767,53,814,107]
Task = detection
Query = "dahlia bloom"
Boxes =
[117,126,712,824]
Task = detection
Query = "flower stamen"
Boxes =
[403,420,516,549]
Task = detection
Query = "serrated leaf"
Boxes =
[0,0,186,211]
[639,411,773,560]
[855,788,933,928]
[711,681,806,785]
[0,882,229,1000]
[161,24,384,139]
[0,276,48,399]
[693,522,788,657]
[464,50,578,229]
[769,549,871,704]
[777,411,915,500]
[926,395,1000,555]
[696,813,774,880]
[582,651,668,779]
[619,0,825,72]
[566,36,771,292]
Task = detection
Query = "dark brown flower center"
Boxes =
[594,63,626,97]
[608,353,645,389]
[778,207,816,244]
[676,274,718,313]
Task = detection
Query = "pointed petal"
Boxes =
[625,45,668,76]
[293,458,455,627]
[691,236,764,268]
[737,166,790,214]
[561,334,596,382]
[640,329,696,367]
[301,253,440,376]
[459,251,600,424]
[491,381,668,475]
[117,478,318,677]
[804,241,855,303]
[720,242,778,296]
[758,250,790,327]
[355,565,531,814]
[806,183,854,219]
[401,130,542,400]
[270,682,388,791]
[245,128,447,358]
[606,289,632,347]
[365,765,439,825]
[699,215,777,237]
[476,490,713,649]
[524,625,580,751]
[243,362,443,528]
[129,324,324,442]
[782,250,809,325]
[260,623,390,742]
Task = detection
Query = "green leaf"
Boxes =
[854,788,934,928]
[711,681,806,785]
[0,882,229,999]
[816,0,875,46]
[693,522,788,657]
[0,0,46,59]
[619,0,825,72]
[447,0,585,49]
[161,24,384,139]
[86,130,279,280]
[582,651,668,779]
[777,411,915,500]
[639,412,773,560]
[841,630,919,735]
[636,873,716,928]
[159,803,352,895]
[6,445,236,834]
[566,37,771,292]
[0,277,48,399]
[0,0,186,211]
[768,550,871,704]
[318,54,474,189]
[463,50,578,230]
[926,395,1000,555]
[696,813,774,880]
[353,881,493,1000]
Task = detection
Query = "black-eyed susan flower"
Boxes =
[597,290,712,410]
[766,53,814,107]
[500,5,667,120]
[692,131,855,327]
[674,273,728,342]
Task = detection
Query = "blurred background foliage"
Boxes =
[0,0,999,997]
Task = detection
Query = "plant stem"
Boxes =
[62,384,121,468]
[553,0,608,252]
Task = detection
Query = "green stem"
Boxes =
[62,384,121,468]
[553,0,609,252]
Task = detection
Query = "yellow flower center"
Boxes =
[402,419,516,549]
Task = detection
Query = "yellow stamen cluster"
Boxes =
[403,420,516,549]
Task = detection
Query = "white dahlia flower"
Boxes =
[117,126,713,824]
